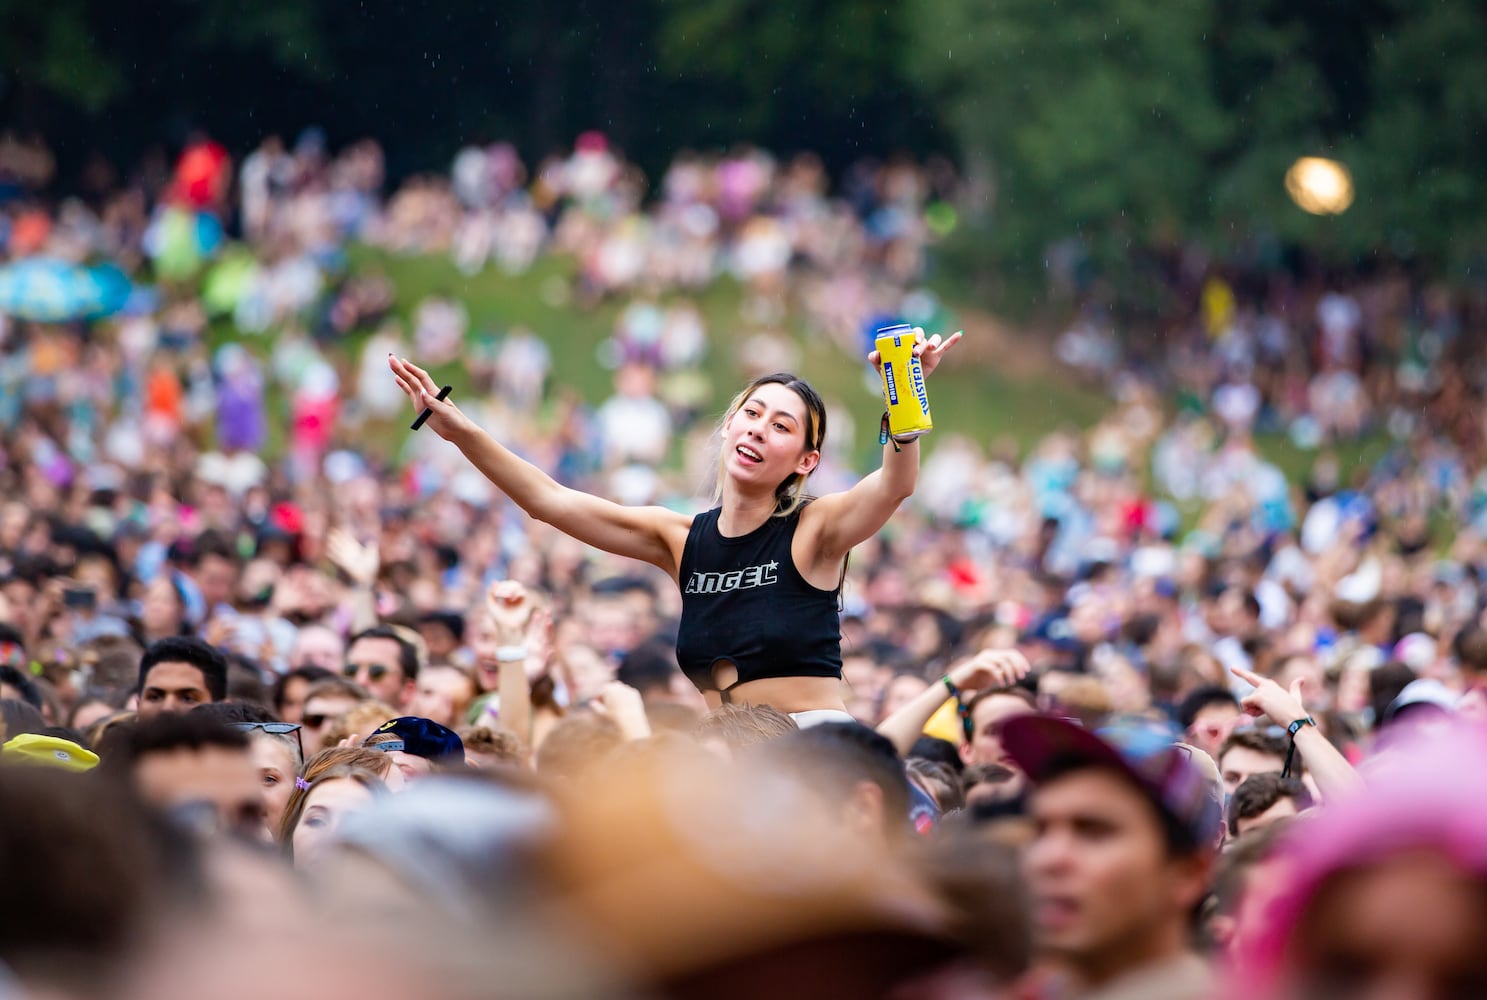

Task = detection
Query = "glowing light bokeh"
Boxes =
[1285,157,1354,216]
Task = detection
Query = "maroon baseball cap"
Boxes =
[1001,714,1222,851]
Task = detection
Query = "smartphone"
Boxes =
[63,587,98,612]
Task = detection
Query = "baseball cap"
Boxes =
[1382,678,1459,726]
[366,716,465,766]
[2,733,100,772]
[1018,610,1083,653]
[1001,714,1222,852]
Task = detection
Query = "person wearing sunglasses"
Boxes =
[271,663,336,725]
[342,625,420,710]
[300,677,369,752]
[1176,685,1242,763]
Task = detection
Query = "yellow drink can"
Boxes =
[876,324,933,441]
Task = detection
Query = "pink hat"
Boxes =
[1227,719,1487,996]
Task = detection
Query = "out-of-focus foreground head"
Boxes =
[542,735,988,998]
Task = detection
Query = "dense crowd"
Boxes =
[2,129,1487,998]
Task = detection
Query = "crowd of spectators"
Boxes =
[3,127,1487,997]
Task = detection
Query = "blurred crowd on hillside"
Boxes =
[1,128,1483,692]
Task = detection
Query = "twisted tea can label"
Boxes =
[876,324,933,440]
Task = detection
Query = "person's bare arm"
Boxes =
[1231,665,1363,801]
[877,649,1030,755]
[803,330,962,569]
[487,582,548,747]
[391,357,690,575]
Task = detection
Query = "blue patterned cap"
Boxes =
[1002,713,1222,851]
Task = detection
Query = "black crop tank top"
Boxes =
[675,505,843,694]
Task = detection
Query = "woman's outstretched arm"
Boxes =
[391,356,690,576]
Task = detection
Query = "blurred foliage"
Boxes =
[3,0,1485,309]
[1341,0,1487,267]
[911,0,1487,312]
[0,0,121,112]
[0,0,942,184]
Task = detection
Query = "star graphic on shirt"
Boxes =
[767,560,778,570]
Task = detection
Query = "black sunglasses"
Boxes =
[232,721,304,758]
[343,661,393,682]
[301,714,330,729]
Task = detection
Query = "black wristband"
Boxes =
[1287,716,1316,737]
[1282,716,1315,779]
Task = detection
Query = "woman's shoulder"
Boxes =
[789,495,822,525]
[682,505,720,538]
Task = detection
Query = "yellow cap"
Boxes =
[923,697,963,745]
[2,733,100,772]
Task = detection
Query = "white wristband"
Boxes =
[495,645,528,662]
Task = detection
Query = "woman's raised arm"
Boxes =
[390,356,690,576]
[799,329,962,568]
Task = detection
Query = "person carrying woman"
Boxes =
[388,328,961,722]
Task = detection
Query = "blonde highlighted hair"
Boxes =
[711,372,827,518]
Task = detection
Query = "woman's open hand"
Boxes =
[389,355,471,440]
[866,327,964,378]
[914,328,963,377]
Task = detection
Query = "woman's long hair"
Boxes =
[711,372,827,518]
[276,763,388,855]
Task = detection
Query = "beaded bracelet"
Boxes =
[942,675,974,743]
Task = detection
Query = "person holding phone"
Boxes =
[57,580,131,646]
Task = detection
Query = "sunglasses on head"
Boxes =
[343,661,393,682]
[231,721,304,757]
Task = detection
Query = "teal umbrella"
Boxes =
[0,258,131,322]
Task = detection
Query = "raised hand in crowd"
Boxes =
[878,648,1031,755]
[325,527,380,635]
[589,680,651,741]
[1231,665,1361,801]
[325,527,379,590]
[865,326,964,378]
[486,579,535,642]
[479,579,546,746]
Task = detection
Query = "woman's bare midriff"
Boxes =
[704,675,848,715]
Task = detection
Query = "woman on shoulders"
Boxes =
[389,328,960,718]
